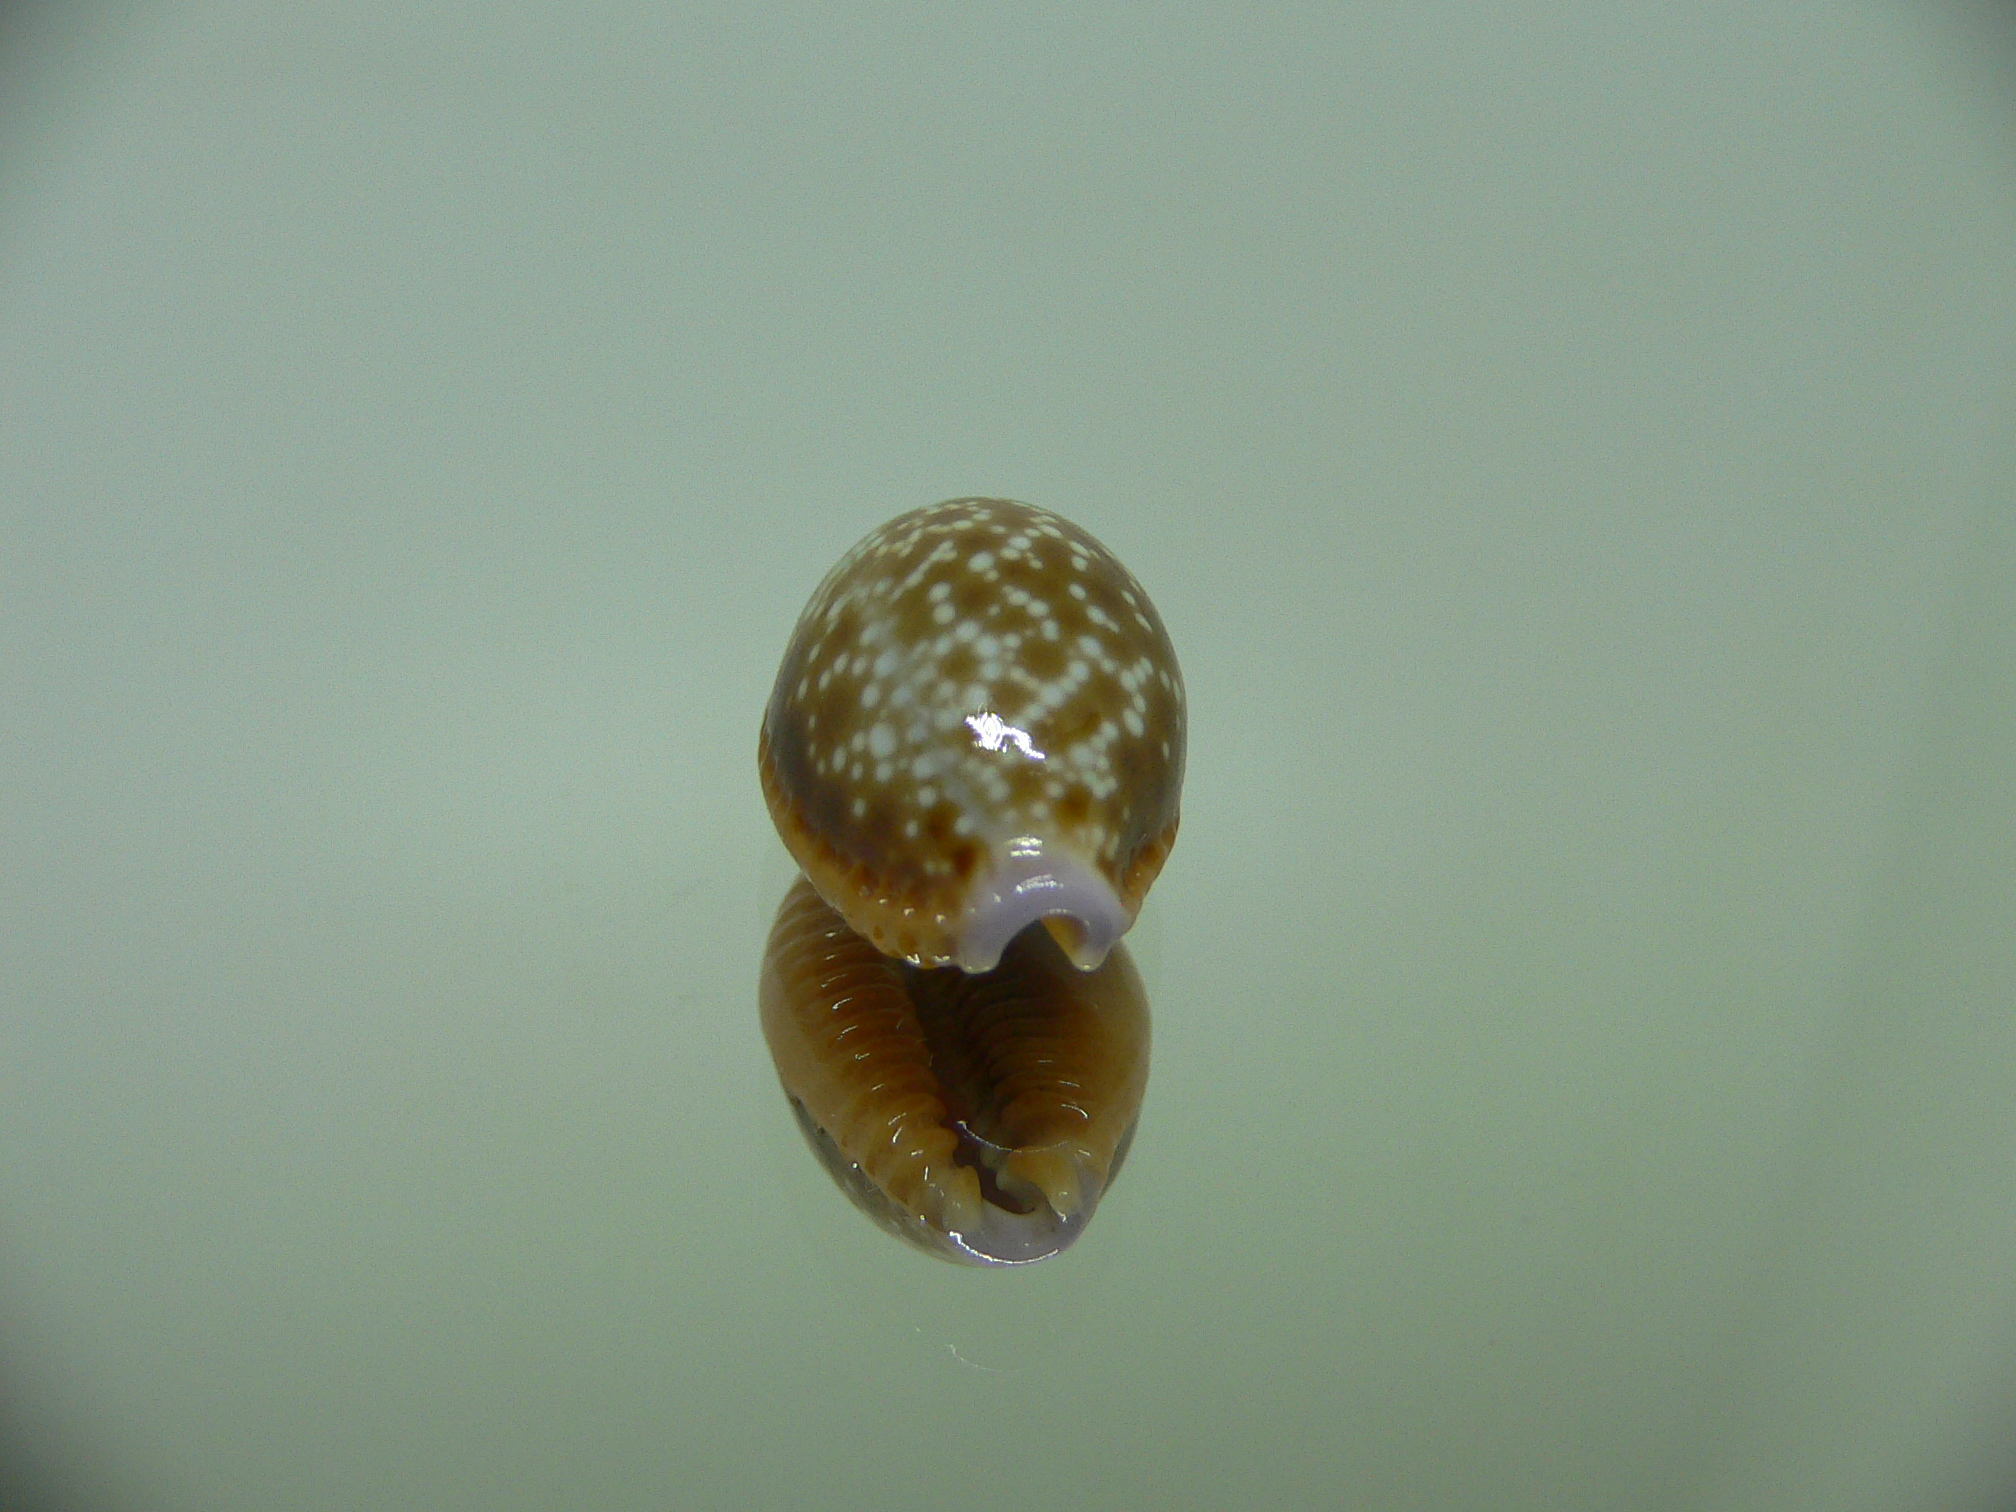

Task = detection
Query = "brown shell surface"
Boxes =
[758,875,1150,1264]
[760,497,1185,966]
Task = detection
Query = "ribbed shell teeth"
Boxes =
[760,875,1149,1267]
[1002,1145,1086,1219]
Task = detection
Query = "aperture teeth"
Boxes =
[1002,1146,1086,1219]
[762,875,1148,1267]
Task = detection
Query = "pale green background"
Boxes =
[3,4,2014,1509]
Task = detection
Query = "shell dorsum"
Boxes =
[759,875,1150,1266]
[759,497,1184,973]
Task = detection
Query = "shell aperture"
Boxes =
[757,497,1182,1264]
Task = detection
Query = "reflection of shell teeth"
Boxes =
[930,1164,985,1241]
[758,880,962,1223]
[759,876,1150,1267]
[1003,1147,1085,1219]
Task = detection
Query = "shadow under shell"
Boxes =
[758,875,1151,1266]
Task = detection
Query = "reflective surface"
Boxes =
[759,875,1150,1266]
[3,5,2015,1510]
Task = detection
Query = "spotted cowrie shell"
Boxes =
[756,497,1181,1266]
[759,497,1184,974]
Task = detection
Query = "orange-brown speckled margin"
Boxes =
[761,724,1178,970]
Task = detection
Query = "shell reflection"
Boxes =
[760,875,1150,1266]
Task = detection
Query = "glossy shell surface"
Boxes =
[759,497,1184,972]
